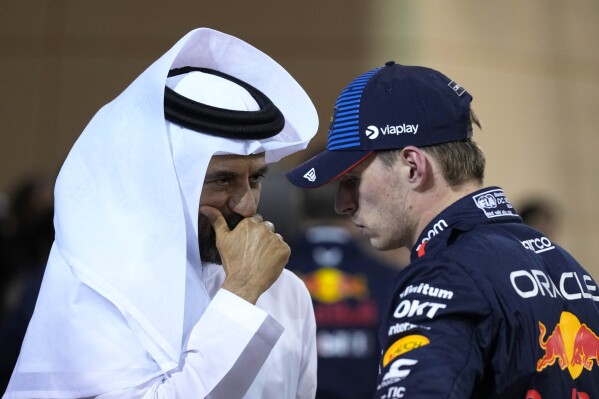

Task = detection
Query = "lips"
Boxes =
[355,223,372,238]
[353,218,365,229]
[354,222,367,232]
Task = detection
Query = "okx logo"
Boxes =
[537,311,599,379]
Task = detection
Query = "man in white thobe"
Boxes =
[4,28,317,399]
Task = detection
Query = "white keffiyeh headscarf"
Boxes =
[5,28,317,397]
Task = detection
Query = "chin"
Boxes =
[370,238,400,252]
[369,238,388,251]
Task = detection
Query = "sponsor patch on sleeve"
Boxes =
[383,334,430,366]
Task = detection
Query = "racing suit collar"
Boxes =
[411,187,522,261]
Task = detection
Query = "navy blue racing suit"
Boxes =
[375,187,599,399]
[287,226,398,399]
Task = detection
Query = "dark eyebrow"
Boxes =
[205,171,237,181]
[254,165,270,177]
[205,165,270,181]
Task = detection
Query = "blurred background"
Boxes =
[3,1,593,268]
[1,0,598,394]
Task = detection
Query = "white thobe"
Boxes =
[95,267,317,399]
[3,28,318,399]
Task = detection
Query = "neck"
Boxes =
[411,180,482,247]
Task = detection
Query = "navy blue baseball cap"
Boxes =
[286,61,474,188]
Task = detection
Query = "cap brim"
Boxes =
[286,149,373,188]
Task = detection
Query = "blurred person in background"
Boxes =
[4,28,318,398]
[285,182,400,399]
[287,61,599,398]
[518,197,562,242]
[0,175,55,391]
[0,189,12,322]
[0,176,54,311]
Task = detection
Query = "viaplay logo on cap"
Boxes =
[366,125,379,140]
[365,124,419,140]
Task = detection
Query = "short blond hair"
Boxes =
[377,109,485,187]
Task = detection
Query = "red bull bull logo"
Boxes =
[537,311,599,380]
[300,267,368,304]
[571,324,599,371]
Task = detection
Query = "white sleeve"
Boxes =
[117,288,283,399]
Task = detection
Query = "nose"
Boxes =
[334,180,357,216]
[229,187,259,218]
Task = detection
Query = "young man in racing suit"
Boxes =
[286,61,599,398]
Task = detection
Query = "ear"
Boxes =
[399,146,430,188]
